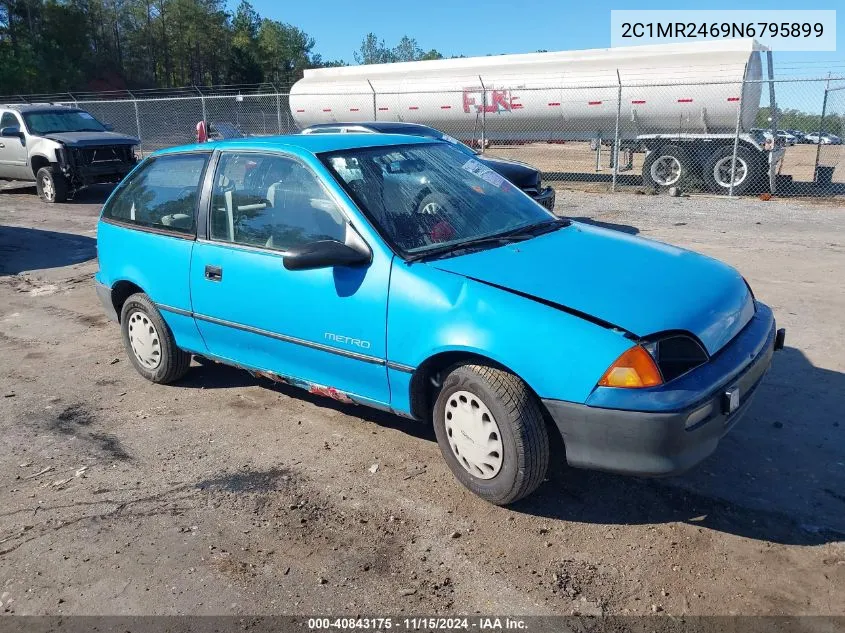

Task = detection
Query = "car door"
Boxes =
[0,111,30,181]
[190,150,392,406]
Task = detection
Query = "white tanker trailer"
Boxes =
[290,39,784,195]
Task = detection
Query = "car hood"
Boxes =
[43,131,139,147]
[476,155,540,189]
[430,222,754,355]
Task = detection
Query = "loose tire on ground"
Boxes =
[432,362,550,505]
[641,144,692,191]
[702,145,762,196]
[120,293,191,384]
[35,166,69,203]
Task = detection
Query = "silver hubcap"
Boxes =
[650,155,682,186]
[444,390,504,479]
[714,156,748,188]
[127,310,161,369]
[42,176,55,201]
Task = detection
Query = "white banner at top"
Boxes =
[611,10,837,52]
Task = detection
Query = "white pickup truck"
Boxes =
[0,103,138,202]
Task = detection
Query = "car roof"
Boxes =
[2,103,80,113]
[154,133,438,156]
[304,121,438,134]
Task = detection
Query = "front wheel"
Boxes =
[120,293,191,384]
[433,363,549,505]
[641,145,691,190]
[35,166,69,203]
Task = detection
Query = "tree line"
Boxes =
[0,0,445,95]
[754,107,834,134]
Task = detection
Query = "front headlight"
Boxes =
[598,334,708,389]
[642,334,709,383]
[598,345,663,388]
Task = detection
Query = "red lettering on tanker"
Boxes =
[462,87,519,114]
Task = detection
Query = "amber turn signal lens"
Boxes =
[598,345,663,388]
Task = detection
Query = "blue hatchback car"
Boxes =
[95,134,785,505]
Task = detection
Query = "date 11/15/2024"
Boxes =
[307,617,528,630]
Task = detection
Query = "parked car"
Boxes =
[0,103,138,202]
[785,129,807,143]
[775,130,797,145]
[95,134,785,505]
[803,132,842,145]
[300,121,556,211]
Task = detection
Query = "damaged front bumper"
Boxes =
[57,145,137,187]
[543,303,783,477]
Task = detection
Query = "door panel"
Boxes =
[190,150,391,405]
[0,112,30,181]
[190,241,391,404]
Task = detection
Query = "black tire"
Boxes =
[35,166,69,203]
[641,144,692,191]
[119,293,191,384]
[702,145,762,196]
[432,362,549,505]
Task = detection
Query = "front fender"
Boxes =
[28,138,61,165]
[387,261,634,409]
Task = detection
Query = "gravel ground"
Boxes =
[0,184,843,617]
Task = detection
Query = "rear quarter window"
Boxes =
[102,153,209,235]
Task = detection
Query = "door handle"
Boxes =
[0,143,5,148]
[204,265,223,281]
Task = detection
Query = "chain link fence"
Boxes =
[6,77,843,199]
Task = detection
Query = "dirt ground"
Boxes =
[0,183,843,617]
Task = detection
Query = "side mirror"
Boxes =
[103,123,115,132]
[0,126,22,138]
[283,239,371,271]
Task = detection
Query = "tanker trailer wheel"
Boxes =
[702,145,762,196]
[642,145,692,191]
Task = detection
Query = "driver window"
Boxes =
[210,152,346,251]
[1,112,20,129]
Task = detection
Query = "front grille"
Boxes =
[69,145,135,167]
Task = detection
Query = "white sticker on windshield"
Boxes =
[79,112,95,119]
[440,134,460,145]
[461,158,505,187]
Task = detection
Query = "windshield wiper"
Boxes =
[405,217,569,263]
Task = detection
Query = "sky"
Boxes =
[243,0,845,77]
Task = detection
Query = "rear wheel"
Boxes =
[702,145,761,196]
[641,145,692,190]
[433,362,549,505]
[35,166,69,203]
[120,293,191,384]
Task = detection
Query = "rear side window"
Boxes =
[102,153,208,235]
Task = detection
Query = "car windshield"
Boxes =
[23,110,107,134]
[321,142,556,257]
